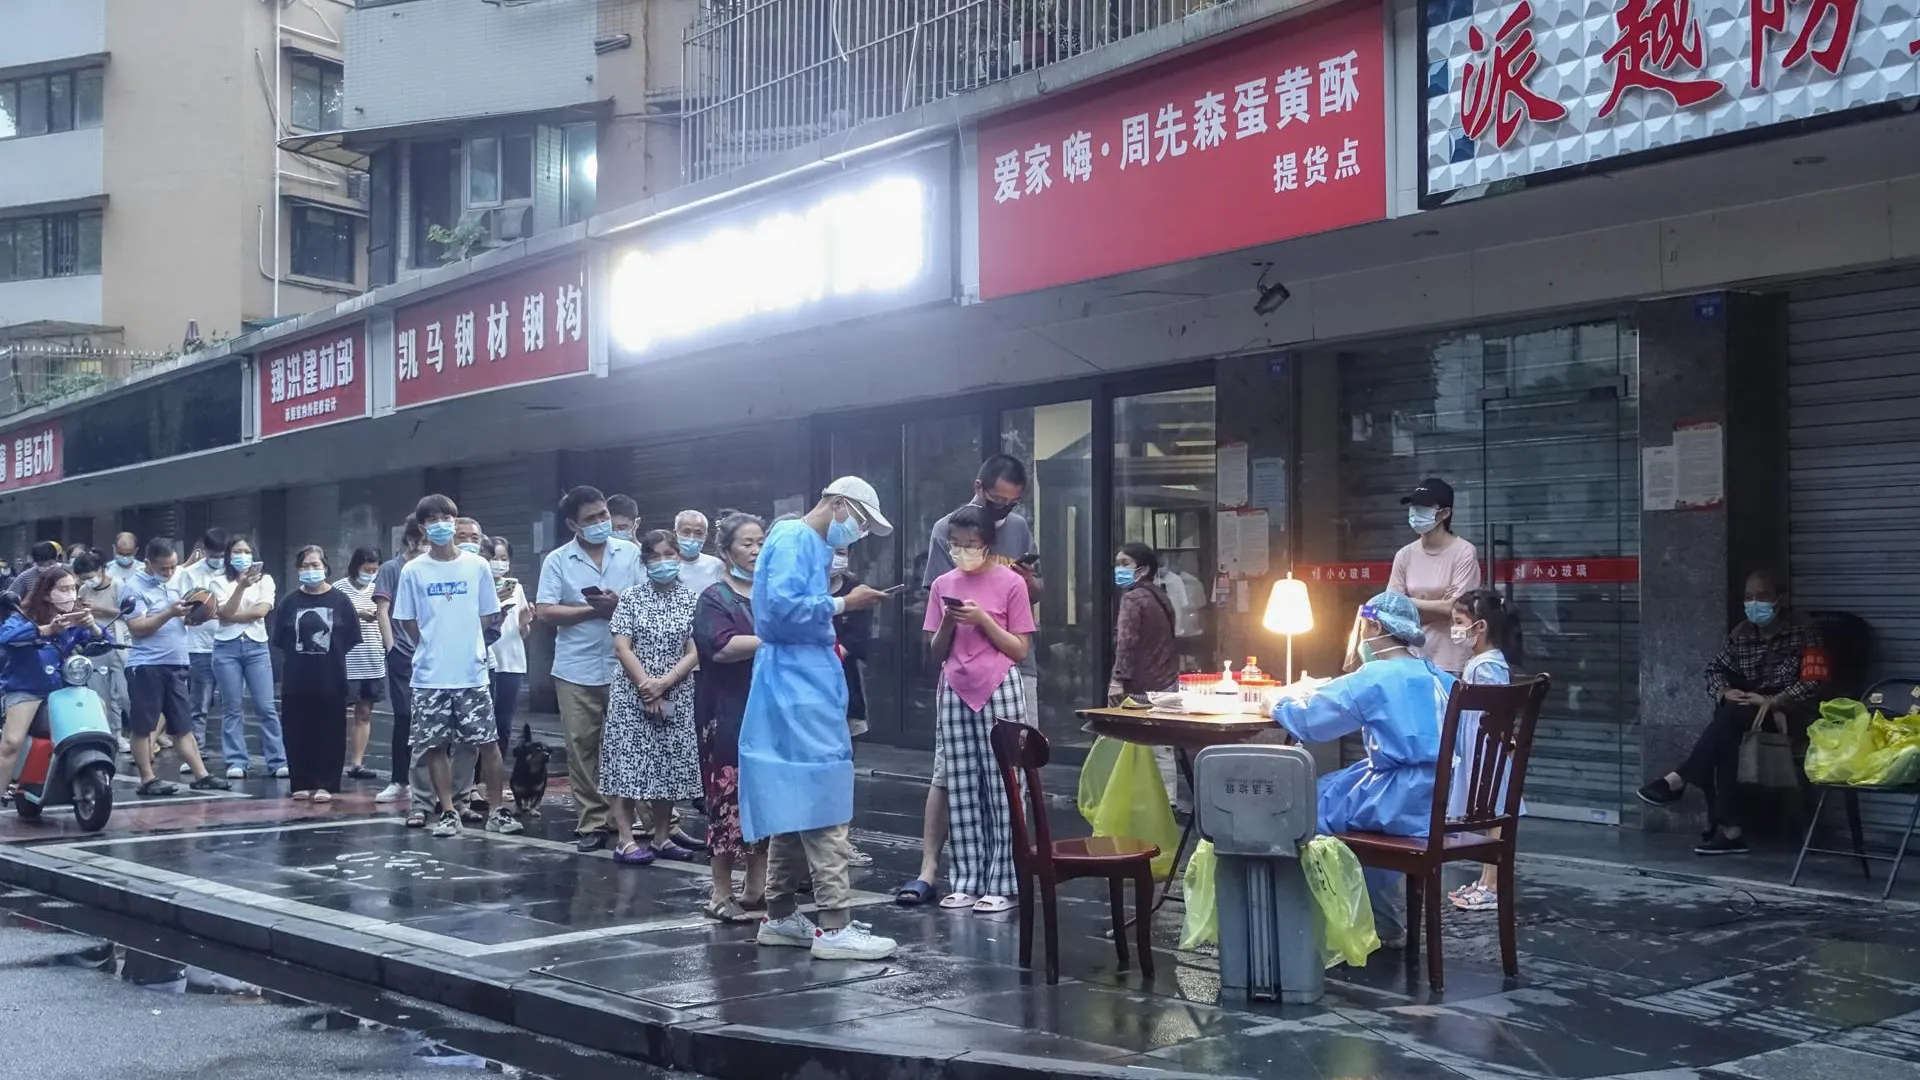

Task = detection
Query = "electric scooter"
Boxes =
[6,640,119,831]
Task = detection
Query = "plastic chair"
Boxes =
[1336,675,1551,991]
[991,720,1158,986]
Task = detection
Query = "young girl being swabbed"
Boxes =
[1446,588,1526,913]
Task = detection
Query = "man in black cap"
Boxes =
[1389,478,1480,674]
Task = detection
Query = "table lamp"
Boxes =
[1262,573,1314,684]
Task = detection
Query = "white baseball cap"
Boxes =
[821,476,893,536]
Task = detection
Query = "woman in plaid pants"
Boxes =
[923,505,1036,915]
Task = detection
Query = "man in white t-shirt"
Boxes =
[392,494,521,839]
[672,510,727,597]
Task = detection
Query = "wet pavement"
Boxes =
[3,716,1919,1080]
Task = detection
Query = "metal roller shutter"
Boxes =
[1787,267,1920,844]
[1329,317,1642,823]
[211,495,256,544]
[456,458,533,580]
[622,420,813,537]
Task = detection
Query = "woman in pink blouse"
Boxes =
[1389,478,1481,674]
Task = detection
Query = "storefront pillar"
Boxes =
[1635,292,1790,835]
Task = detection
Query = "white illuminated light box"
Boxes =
[611,174,930,354]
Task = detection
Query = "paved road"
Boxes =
[0,898,693,1080]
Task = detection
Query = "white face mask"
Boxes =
[489,559,510,576]
[950,547,987,572]
[1450,624,1474,646]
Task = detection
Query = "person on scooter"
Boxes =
[0,567,105,791]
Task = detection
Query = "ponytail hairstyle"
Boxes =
[1454,588,1523,669]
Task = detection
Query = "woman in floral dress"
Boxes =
[604,530,701,865]
[691,511,768,921]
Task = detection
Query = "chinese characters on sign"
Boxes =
[256,324,369,439]
[1298,558,1640,586]
[394,255,590,409]
[1425,0,1920,199]
[978,0,1385,299]
[0,419,62,492]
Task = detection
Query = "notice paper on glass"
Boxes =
[1217,441,1249,509]
[1216,512,1241,575]
[1673,422,1724,509]
[1216,509,1270,578]
[1642,445,1677,511]
[1249,456,1287,512]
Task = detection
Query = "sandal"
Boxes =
[1451,884,1499,912]
[311,791,333,803]
[292,790,313,801]
[188,775,232,791]
[702,897,756,923]
[346,765,379,780]
[938,892,980,910]
[651,841,705,863]
[739,894,767,912]
[895,880,935,906]
[973,894,1015,914]
[136,778,179,797]
[614,842,656,866]
[405,809,428,828]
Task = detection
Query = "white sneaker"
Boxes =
[272,766,290,779]
[431,810,460,838]
[117,736,131,754]
[756,912,819,949]
[374,783,406,803]
[225,766,245,780]
[485,808,523,835]
[179,762,193,775]
[813,922,898,961]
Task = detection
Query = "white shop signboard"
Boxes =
[1422,0,1920,203]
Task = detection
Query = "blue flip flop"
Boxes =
[895,879,935,906]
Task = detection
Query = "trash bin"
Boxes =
[1194,743,1324,1004]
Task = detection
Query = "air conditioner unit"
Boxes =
[346,172,370,204]
[487,203,533,241]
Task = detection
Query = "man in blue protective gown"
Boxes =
[1271,590,1454,946]
[742,477,897,961]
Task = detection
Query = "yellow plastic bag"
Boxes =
[1805,698,1877,784]
[1076,736,1179,877]
[1855,711,1920,787]
[1179,841,1218,950]
[1301,835,1379,969]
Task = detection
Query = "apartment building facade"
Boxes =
[0,0,368,413]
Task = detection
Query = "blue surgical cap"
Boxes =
[1361,590,1426,647]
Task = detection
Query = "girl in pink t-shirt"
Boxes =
[924,504,1035,915]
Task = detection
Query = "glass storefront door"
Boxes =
[1001,401,1094,747]
[1304,316,1641,823]
[1113,387,1219,703]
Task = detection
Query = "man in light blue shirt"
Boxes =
[535,485,643,852]
[124,538,229,796]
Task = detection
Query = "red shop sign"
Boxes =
[394,255,590,410]
[976,0,1387,300]
[0,418,62,492]
[256,323,369,438]
[1298,557,1640,586]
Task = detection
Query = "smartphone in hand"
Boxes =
[941,595,966,610]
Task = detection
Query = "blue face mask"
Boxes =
[730,564,753,582]
[298,569,326,587]
[579,521,613,546]
[424,521,456,547]
[457,542,482,555]
[1113,566,1136,589]
[115,555,134,568]
[826,505,865,549]
[678,536,705,560]
[647,560,681,584]
[355,573,375,586]
[1358,637,1380,665]
[1744,600,1776,626]
[1408,507,1439,534]
[206,557,225,572]
[228,554,253,574]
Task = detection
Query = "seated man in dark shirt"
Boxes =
[1638,570,1824,856]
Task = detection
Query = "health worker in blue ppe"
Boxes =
[1271,589,1454,945]
[739,477,899,962]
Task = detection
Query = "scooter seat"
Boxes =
[26,702,49,740]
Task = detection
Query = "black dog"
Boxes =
[510,724,551,817]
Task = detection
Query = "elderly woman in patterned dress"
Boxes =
[603,530,702,866]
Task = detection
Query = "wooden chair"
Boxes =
[991,720,1158,986]
[1337,674,1551,991]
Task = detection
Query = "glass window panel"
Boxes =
[1001,401,1094,747]
[78,211,102,273]
[291,206,354,282]
[75,70,102,127]
[17,78,48,137]
[1113,387,1217,675]
[46,214,77,276]
[466,136,500,207]
[0,224,15,281]
[0,83,18,138]
[322,68,343,129]
[14,217,45,279]
[47,73,72,133]
[901,415,985,747]
[502,134,533,201]
[291,64,322,130]
[563,123,596,224]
